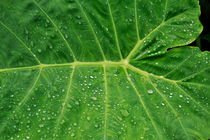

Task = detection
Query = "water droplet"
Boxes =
[39,124,44,128]
[37,49,42,53]
[94,124,98,128]
[75,101,79,105]
[49,45,53,49]
[121,110,129,117]
[147,90,154,94]
[91,97,97,101]
[117,116,123,121]
[87,116,90,121]
[61,120,65,124]
[71,133,75,137]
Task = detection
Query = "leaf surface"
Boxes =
[0,0,210,139]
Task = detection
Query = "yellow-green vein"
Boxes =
[126,22,165,60]
[174,83,210,115]
[0,21,41,64]
[163,0,168,21]
[164,50,193,77]
[178,66,210,82]
[103,66,109,140]
[107,0,123,59]
[33,0,77,61]
[123,67,162,139]
[0,61,180,84]
[178,82,210,89]
[75,0,106,61]
[0,68,43,133]
[148,77,190,139]
[134,0,140,40]
[54,66,76,131]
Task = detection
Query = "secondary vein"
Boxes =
[54,66,76,132]
[123,67,162,139]
[75,0,106,61]
[103,66,109,140]
[107,0,123,59]
[33,0,77,61]
[0,21,41,64]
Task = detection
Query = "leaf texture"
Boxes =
[0,0,210,139]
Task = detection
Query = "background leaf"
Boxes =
[191,0,210,51]
[0,0,210,139]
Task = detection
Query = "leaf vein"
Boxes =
[148,77,190,139]
[0,68,43,133]
[174,83,210,115]
[123,67,162,139]
[103,66,109,140]
[107,0,123,59]
[75,0,106,60]
[0,21,41,64]
[54,66,76,131]
[134,0,140,40]
[33,0,77,61]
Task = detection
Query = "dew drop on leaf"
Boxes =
[71,133,75,137]
[37,49,42,53]
[87,116,90,121]
[39,124,44,128]
[94,124,98,128]
[75,101,79,105]
[121,110,129,117]
[147,90,154,94]
[91,97,97,101]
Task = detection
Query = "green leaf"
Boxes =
[202,34,210,42]
[0,0,209,139]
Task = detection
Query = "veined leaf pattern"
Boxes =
[0,0,209,139]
